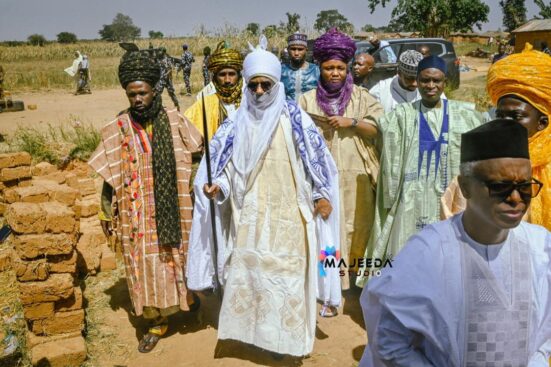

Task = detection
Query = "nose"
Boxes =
[506,189,525,205]
[411,80,418,88]
[255,84,264,94]
[223,75,231,84]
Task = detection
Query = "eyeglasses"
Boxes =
[478,177,543,200]
[247,81,273,92]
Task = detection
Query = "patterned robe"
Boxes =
[88,108,203,316]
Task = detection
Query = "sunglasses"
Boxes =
[247,81,273,92]
[478,177,543,200]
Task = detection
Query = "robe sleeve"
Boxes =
[178,113,204,155]
[378,106,405,209]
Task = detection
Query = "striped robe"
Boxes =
[88,108,203,316]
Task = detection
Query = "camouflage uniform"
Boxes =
[157,54,180,110]
[202,55,210,86]
[181,50,194,95]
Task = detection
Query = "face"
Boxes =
[320,59,348,85]
[460,158,532,230]
[125,81,155,111]
[353,55,374,79]
[247,76,274,97]
[417,68,446,105]
[370,39,380,48]
[288,45,307,64]
[215,68,239,87]
[397,71,418,91]
[419,46,430,57]
[496,96,548,137]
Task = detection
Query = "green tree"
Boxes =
[285,12,301,33]
[500,0,527,32]
[535,0,551,18]
[99,13,141,42]
[27,34,46,46]
[245,23,260,36]
[148,30,164,39]
[263,25,279,38]
[314,9,354,34]
[361,24,376,32]
[366,0,489,37]
[56,32,77,44]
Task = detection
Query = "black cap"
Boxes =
[460,119,530,163]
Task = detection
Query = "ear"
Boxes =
[538,115,549,131]
[458,175,472,199]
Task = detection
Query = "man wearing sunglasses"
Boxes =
[361,119,551,366]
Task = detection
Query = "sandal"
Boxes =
[137,324,167,353]
[187,293,201,313]
[319,303,338,318]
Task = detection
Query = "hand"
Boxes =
[314,198,332,220]
[327,116,354,129]
[203,184,220,199]
[101,220,113,238]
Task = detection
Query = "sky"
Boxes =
[0,0,543,41]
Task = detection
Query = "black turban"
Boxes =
[118,49,161,89]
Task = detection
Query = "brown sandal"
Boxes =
[319,303,338,318]
[138,324,168,353]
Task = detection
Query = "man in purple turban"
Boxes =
[300,28,384,300]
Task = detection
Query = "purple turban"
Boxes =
[313,28,356,64]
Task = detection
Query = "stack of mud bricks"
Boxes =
[4,160,86,366]
[0,153,33,272]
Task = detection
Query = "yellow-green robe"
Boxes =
[300,85,384,289]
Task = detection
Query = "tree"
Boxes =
[366,0,489,37]
[148,30,164,39]
[314,9,354,34]
[285,12,301,33]
[245,23,260,36]
[534,0,551,18]
[27,34,46,46]
[361,24,376,32]
[99,13,141,42]
[500,0,526,32]
[263,25,280,38]
[56,32,77,44]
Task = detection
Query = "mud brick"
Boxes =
[76,227,105,273]
[19,273,74,305]
[0,152,31,169]
[100,244,117,272]
[0,202,6,216]
[41,171,66,185]
[27,331,81,348]
[32,162,56,176]
[79,198,99,218]
[31,309,85,335]
[0,166,32,182]
[17,178,32,187]
[41,202,77,234]
[48,251,77,274]
[64,173,79,191]
[55,287,82,312]
[6,202,46,234]
[78,178,96,196]
[23,302,55,321]
[14,233,76,260]
[30,335,86,367]
[0,248,12,272]
[14,258,50,282]
[4,186,49,204]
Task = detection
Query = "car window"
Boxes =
[373,44,399,64]
[398,42,445,57]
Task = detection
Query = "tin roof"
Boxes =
[512,19,551,33]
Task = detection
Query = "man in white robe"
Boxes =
[361,119,551,366]
[369,50,424,114]
[187,36,341,357]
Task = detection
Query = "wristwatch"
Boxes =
[351,118,359,128]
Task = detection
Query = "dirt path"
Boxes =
[0,89,193,136]
[85,267,366,367]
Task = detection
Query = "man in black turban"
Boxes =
[89,46,204,353]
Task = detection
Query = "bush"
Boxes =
[57,32,78,44]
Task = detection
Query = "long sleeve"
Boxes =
[528,339,551,366]
[375,308,436,366]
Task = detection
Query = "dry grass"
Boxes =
[0,35,289,92]
[0,252,31,367]
[82,263,131,367]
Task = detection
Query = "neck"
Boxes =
[421,98,442,109]
[462,209,509,244]
[290,60,306,69]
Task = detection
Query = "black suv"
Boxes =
[355,38,460,90]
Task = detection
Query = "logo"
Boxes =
[319,247,393,278]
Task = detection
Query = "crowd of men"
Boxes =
[87,28,551,365]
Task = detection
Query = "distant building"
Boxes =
[511,19,551,53]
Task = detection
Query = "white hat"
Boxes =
[242,35,281,82]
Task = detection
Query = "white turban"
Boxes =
[242,36,281,82]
